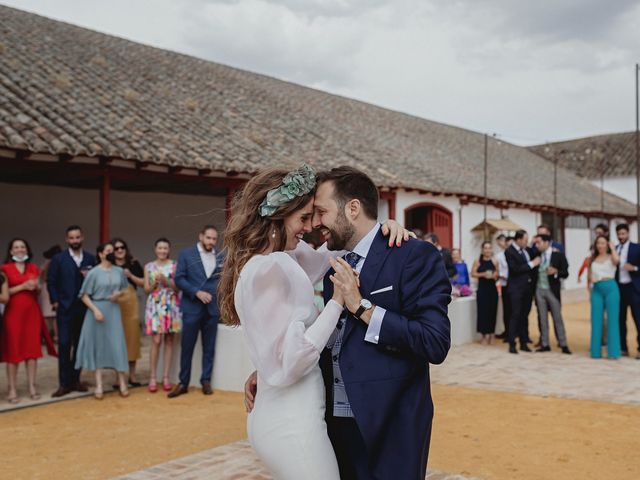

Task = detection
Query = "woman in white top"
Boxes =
[218,165,408,480]
[587,235,621,358]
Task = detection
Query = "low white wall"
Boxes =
[167,297,480,392]
[157,325,255,392]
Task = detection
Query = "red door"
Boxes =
[429,206,452,249]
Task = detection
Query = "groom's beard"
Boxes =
[325,214,355,251]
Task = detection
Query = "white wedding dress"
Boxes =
[235,241,342,480]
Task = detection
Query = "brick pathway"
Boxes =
[115,440,478,480]
[431,343,640,406]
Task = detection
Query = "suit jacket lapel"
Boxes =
[193,246,208,280]
[343,230,393,341]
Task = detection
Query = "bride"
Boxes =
[218,165,408,479]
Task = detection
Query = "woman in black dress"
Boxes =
[472,241,500,345]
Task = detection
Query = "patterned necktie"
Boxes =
[344,251,362,270]
[326,251,362,349]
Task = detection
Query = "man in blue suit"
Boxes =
[315,167,451,479]
[169,225,224,397]
[244,167,451,479]
[47,225,96,397]
[615,223,640,358]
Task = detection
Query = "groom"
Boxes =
[247,166,451,479]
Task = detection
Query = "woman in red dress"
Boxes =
[1,238,45,403]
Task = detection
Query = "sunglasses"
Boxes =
[114,246,126,251]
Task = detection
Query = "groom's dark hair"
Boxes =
[317,166,379,220]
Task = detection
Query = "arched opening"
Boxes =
[404,202,453,248]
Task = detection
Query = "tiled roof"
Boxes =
[0,5,635,216]
[529,132,638,180]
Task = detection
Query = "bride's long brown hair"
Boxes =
[219,168,316,326]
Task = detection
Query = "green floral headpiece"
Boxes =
[258,164,317,217]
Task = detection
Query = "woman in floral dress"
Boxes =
[144,238,181,392]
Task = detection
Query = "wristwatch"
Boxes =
[352,298,373,320]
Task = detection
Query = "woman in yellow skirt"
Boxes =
[112,238,144,387]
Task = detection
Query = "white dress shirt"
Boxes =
[197,243,217,278]
[348,224,387,344]
[496,250,509,286]
[69,248,83,267]
[617,242,632,284]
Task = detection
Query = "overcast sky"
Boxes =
[4,0,640,145]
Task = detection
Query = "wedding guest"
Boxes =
[111,238,144,386]
[535,224,565,254]
[0,272,6,369]
[588,236,621,359]
[75,242,130,399]
[594,223,610,239]
[614,223,640,358]
[144,238,181,393]
[495,235,512,341]
[40,245,62,343]
[451,248,470,287]
[533,235,571,354]
[505,230,541,354]
[169,225,224,398]
[0,271,8,304]
[472,241,499,345]
[1,239,53,403]
[48,225,96,397]
[424,233,456,278]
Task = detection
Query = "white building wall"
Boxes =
[563,228,591,290]
[0,182,226,267]
[394,190,541,272]
[394,190,461,245]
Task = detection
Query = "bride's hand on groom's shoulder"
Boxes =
[381,220,415,247]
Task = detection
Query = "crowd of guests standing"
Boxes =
[424,225,572,353]
[0,223,224,403]
[430,221,640,360]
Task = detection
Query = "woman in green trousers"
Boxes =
[588,236,621,359]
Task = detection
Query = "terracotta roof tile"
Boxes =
[0,5,635,216]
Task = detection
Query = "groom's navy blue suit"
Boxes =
[321,230,451,480]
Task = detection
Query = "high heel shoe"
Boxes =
[162,377,172,392]
[148,380,158,393]
[94,389,104,400]
[119,387,130,398]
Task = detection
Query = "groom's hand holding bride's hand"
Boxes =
[329,257,373,325]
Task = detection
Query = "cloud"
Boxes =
[200,0,390,18]
[3,0,640,144]
[179,0,377,88]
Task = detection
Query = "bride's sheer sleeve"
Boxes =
[287,240,345,285]
[239,254,343,387]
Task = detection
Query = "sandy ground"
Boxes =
[1,301,639,480]
[430,385,640,480]
[2,384,638,480]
